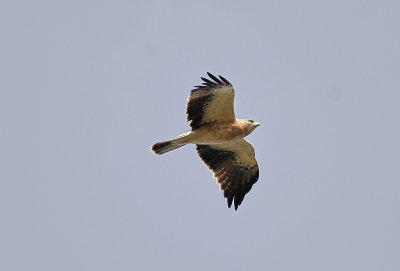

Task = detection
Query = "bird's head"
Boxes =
[248,119,260,127]
[248,119,261,131]
[238,119,260,135]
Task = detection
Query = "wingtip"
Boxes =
[233,195,245,211]
[227,196,233,209]
[206,72,223,84]
[227,196,240,210]
[205,72,231,85]
[218,75,232,85]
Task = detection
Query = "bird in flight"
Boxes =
[151,73,260,210]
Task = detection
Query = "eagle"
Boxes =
[151,73,260,210]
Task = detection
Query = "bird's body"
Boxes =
[183,120,255,144]
[151,73,260,210]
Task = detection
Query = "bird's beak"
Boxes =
[254,122,261,127]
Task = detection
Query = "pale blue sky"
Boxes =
[1,1,399,270]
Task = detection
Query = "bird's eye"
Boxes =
[249,120,254,123]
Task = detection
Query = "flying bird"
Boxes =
[151,73,260,210]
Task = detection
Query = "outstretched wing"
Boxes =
[196,139,259,210]
[186,72,235,130]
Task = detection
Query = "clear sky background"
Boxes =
[1,1,399,270]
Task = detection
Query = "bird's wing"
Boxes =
[196,138,259,210]
[186,72,235,130]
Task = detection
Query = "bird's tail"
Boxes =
[151,132,190,155]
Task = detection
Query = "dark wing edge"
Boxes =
[186,73,232,130]
[196,144,259,210]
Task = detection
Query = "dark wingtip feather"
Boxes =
[219,75,232,85]
[207,72,223,84]
[234,194,245,210]
[227,196,233,208]
[234,201,239,210]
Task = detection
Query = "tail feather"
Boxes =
[151,133,189,155]
[151,140,184,155]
